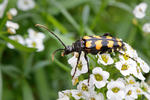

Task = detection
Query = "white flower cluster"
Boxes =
[133,2,150,34]
[58,42,150,100]
[0,0,35,19]
[1,0,44,52]
[7,28,45,52]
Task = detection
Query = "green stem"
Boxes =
[0,65,2,100]
[54,58,70,72]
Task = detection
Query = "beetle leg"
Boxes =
[118,51,138,63]
[72,51,81,79]
[84,53,90,86]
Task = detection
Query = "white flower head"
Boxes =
[120,43,138,59]
[133,2,147,19]
[71,90,84,100]
[72,76,79,86]
[143,23,150,33]
[28,28,45,41]
[125,76,136,86]
[135,87,143,95]
[90,67,109,89]
[125,85,138,100]
[133,66,145,81]
[137,57,150,73]
[8,8,17,16]
[115,59,137,76]
[6,21,19,34]
[68,52,88,77]
[97,53,114,65]
[7,35,25,49]
[25,38,44,52]
[140,81,150,93]
[107,80,125,100]
[85,91,104,100]
[77,79,94,97]
[0,0,8,18]
[58,91,70,100]
[17,0,35,11]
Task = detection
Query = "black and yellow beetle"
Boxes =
[36,24,134,81]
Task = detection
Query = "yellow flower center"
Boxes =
[73,77,79,86]
[123,53,129,60]
[32,41,36,47]
[136,89,141,93]
[101,55,108,63]
[24,1,29,5]
[121,63,129,70]
[77,61,82,71]
[82,83,88,91]
[7,12,12,20]
[127,90,132,95]
[94,74,103,81]
[142,86,148,92]
[91,97,96,100]
[129,80,135,84]
[77,92,82,97]
[112,87,120,93]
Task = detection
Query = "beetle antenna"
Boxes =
[52,49,64,61]
[35,24,67,48]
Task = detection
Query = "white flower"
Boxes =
[120,43,138,59]
[8,8,17,16]
[137,57,150,73]
[72,76,79,86]
[71,90,84,100]
[143,23,150,33]
[140,81,150,93]
[58,91,70,100]
[133,66,145,81]
[115,59,137,76]
[97,53,114,65]
[6,21,19,34]
[133,2,147,19]
[90,67,109,89]
[68,52,88,77]
[85,91,104,100]
[7,35,25,49]
[125,76,136,86]
[124,85,138,100]
[77,79,94,97]
[107,80,125,100]
[135,86,143,95]
[25,38,44,52]
[25,28,45,52]
[28,28,45,40]
[0,0,8,18]
[17,0,35,11]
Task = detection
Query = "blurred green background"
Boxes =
[0,0,150,100]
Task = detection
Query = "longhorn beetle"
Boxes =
[36,24,138,83]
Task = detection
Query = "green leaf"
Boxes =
[46,13,68,34]
[23,53,34,77]
[1,64,21,79]
[0,66,2,100]
[33,60,50,71]
[0,35,36,52]
[34,69,50,100]
[82,5,90,26]
[51,0,80,31]
[108,1,132,13]
[22,79,34,100]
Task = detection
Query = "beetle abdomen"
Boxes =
[82,35,124,54]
